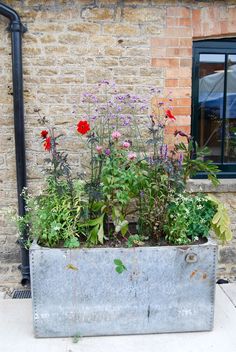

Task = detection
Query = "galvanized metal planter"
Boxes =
[30,238,217,337]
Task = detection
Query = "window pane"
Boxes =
[198,53,225,163]
[224,55,236,163]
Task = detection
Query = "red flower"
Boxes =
[165,109,176,120]
[77,120,90,135]
[43,137,51,151]
[40,130,48,139]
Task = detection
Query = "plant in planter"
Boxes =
[18,82,232,337]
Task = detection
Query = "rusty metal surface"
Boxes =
[30,239,217,337]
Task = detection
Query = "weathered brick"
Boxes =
[81,8,114,21]
[152,58,179,68]
[68,23,100,33]
[104,23,140,37]
[24,47,42,56]
[165,79,178,88]
[123,7,165,23]
[44,46,69,55]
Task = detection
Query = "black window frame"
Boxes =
[191,39,236,179]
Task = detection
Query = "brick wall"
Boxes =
[0,0,236,288]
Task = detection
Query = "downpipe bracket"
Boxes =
[7,21,27,33]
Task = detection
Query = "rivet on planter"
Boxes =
[185,253,198,263]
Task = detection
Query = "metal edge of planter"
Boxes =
[30,238,218,338]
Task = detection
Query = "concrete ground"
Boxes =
[0,284,236,352]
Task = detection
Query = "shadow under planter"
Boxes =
[30,238,217,337]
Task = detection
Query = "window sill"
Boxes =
[186,179,236,193]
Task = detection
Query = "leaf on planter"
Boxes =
[114,259,123,266]
[114,258,127,274]
[66,264,78,271]
[116,266,124,274]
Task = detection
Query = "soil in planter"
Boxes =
[37,222,208,249]
[71,222,207,249]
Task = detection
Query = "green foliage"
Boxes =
[64,236,80,248]
[137,158,184,240]
[175,141,220,186]
[78,213,105,245]
[207,195,232,243]
[19,178,89,248]
[126,234,148,248]
[100,149,144,236]
[114,259,127,274]
[164,194,217,245]
[17,85,232,250]
[72,332,82,343]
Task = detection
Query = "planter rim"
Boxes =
[30,237,217,252]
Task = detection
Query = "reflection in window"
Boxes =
[196,49,236,169]
[225,55,236,163]
[192,40,236,175]
[198,54,225,163]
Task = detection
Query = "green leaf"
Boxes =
[97,223,104,244]
[87,224,99,244]
[121,222,129,236]
[77,214,104,230]
[116,266,124,274]
[114,259,123,266]
[66,264,78,271]
[114,258,127,274]
[208,195,232,243]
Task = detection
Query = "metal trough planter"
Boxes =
[30,238,217,337]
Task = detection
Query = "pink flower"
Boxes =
[112,131,121,140]
[128,152,137,160]
[122,141,131,149]
[96,145,103,154]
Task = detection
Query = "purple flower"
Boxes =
[178,153,183,167]
[174,130,190,142]
[105,148,111,156]
[160,145,168,159]
[123,119,130,126]
[163,144,168,160]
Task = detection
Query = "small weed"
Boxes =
[72,332,81,343]
[114,259,127,274]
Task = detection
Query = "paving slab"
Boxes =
[0,284,235,352]
[220,283,236,307]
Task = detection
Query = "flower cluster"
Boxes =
[40,130,51,151]
[32,81,225,249]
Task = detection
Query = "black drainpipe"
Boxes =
[0,2,30,285]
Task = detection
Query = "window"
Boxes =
[192,39,236,178]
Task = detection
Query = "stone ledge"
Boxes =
[187,179,236,193]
